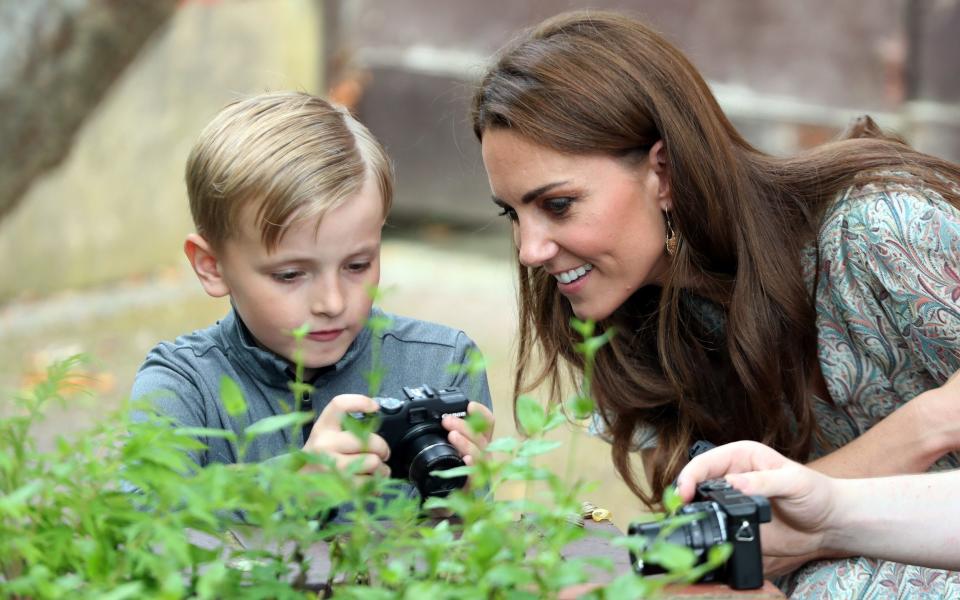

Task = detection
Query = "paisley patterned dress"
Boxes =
[783,181,960,599]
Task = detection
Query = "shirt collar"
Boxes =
[220,306,377,386]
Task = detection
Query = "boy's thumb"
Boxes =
[316,394,378,428]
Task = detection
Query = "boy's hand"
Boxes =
[442,401,495,466]
[302,394,391,477]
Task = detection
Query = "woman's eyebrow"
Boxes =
[492,181,570,206]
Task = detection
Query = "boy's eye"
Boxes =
[271,271,303,283]
[496,205,518,222]
[346,262,371,273]
[543,197,573,215]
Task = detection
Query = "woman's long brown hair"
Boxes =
[471,10,960,508]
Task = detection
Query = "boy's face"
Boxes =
[212,179,383,372]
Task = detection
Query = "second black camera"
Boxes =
[628,479,771,589]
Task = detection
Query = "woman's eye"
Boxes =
[544,197,573,215]
[271,271,302,283]
[496,205,518,222]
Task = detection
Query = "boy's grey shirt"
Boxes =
[130,307,492,474]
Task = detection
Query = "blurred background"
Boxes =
[1,0,959,529]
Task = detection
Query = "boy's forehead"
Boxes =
[234,195,385,251]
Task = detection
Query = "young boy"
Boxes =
[131,91,493,492]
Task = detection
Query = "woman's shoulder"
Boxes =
[819,174,960,246]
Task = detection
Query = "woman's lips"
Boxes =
[307,329,344,342]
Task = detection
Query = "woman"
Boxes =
[472,9,960,597]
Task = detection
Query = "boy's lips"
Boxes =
[307,329,345,342]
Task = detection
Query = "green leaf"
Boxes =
[0,480,43,516]
[290,322,311,340]
[485,437,520,453]
[570,317,595,339]
[517,439,563,457]
[603,572,657,600]
[465,411,490,436]
[567,393,595,420]
[287,381,314,399]
[611,535,651,554]
[366,313,393,333]
[341,411,380,443]
[516,394,546,436]
[173,427,238,441]
[484,563,534,587]
[662,484,684,515]
[220,376,246,417]
[430,465,474,479]
[645,540,697,573]
[98,582,145,600]
[544,406,568,432]
[197,561,229,599]
[243,412,312,438]
[707,542,733,566]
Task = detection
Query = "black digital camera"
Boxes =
[355,384,470,498]
[627,479,771,589]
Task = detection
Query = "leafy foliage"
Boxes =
[0,320,730,598]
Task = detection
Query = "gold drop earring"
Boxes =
[664,210,679,256]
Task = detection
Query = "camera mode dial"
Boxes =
[374,396,405,415]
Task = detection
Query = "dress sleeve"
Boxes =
[588,411,658,450]
[824,185,960,385]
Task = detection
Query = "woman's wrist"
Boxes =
[907,387,960,464]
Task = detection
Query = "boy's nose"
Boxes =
[516,220,558,268]
[310,279,345,318]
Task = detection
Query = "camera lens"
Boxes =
[629,501,727,577]
[404,431,467,497]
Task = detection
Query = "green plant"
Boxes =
[1,319,729,599]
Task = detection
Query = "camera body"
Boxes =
[358,384,470,498]
[628,479,771,589]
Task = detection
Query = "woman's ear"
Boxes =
[184,233,230,298]
[648,140,672,211]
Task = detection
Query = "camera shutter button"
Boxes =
[376,397,404,415]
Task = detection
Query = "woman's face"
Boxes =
[481,129,672,321]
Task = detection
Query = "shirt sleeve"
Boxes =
[130,348,211,465]
[445,330,493,411]
[825,185,960,384]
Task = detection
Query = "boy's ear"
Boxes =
[648,140,672,211]
[184,233,230,298]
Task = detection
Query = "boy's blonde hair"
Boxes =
[186,91,394,250]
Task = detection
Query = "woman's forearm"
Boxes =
[809,389,957,478]
[826,470,960,569]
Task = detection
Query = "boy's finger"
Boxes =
[306,430,390,462]
[339,452,387,475]
[448,429,480,459]
[467,401,495,440]
[443,407,494,448]
[314,394,379,430]
[365,433,390,461]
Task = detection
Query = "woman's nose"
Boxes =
[515,220,558,267]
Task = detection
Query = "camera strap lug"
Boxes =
[734,520,755,542]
